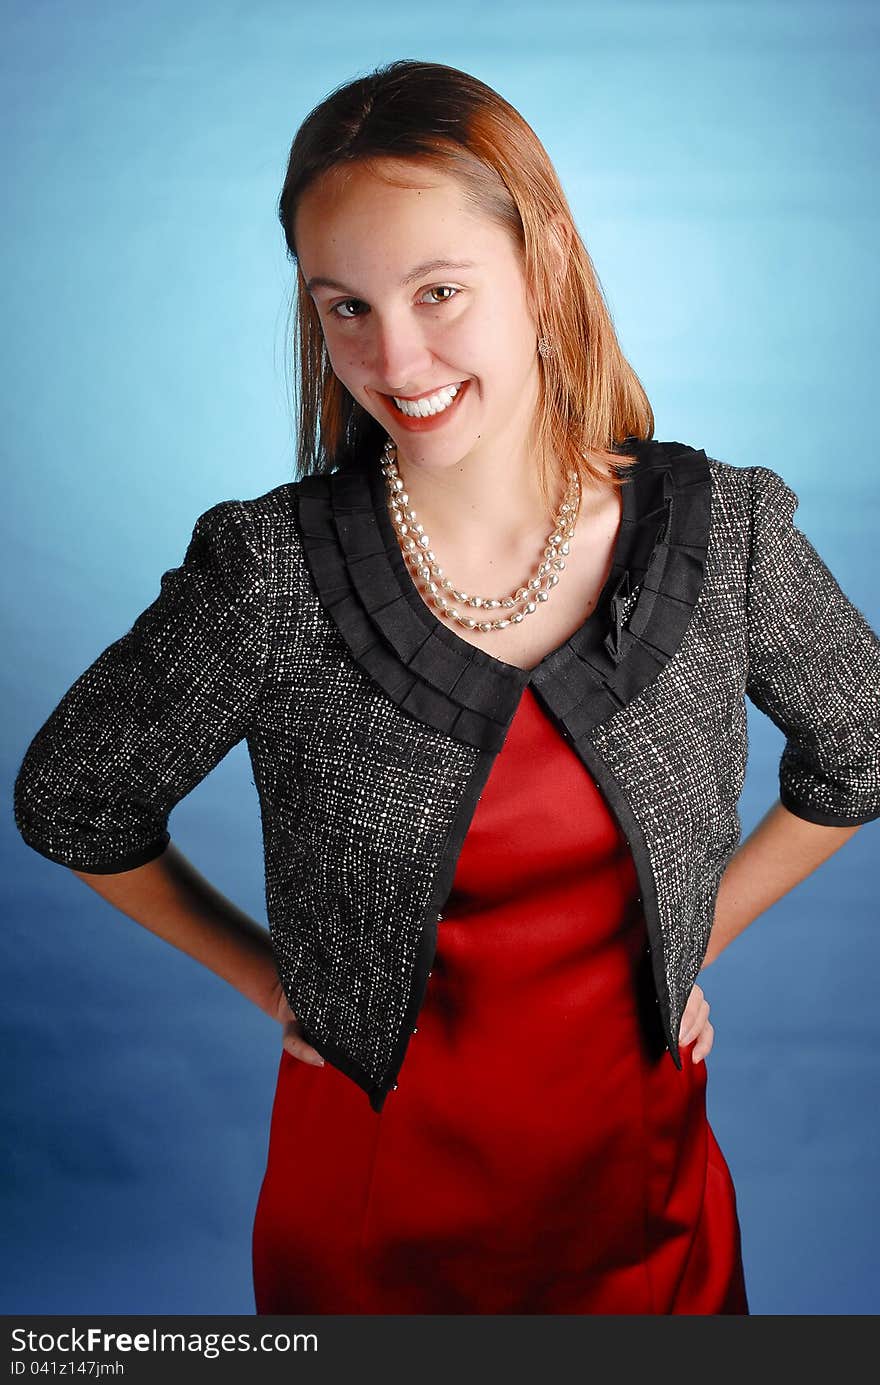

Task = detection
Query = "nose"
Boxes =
[371,312,434,395]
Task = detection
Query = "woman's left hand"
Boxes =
[678,983,713,1064]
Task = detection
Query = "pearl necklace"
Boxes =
[380,436,581,634]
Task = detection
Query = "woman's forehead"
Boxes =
[301,159,463,217]
[295,164,498,270]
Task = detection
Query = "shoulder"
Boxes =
[622,439,805,579]
[699,452,801,558]
[214,479,306,532]
[190,478,314,563]
[634,439,799,535]
[628,436,793,491]
[166,482,315,619]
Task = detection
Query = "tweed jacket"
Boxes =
[13,437,880,1111]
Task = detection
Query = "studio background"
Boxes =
[2,0,877,1315]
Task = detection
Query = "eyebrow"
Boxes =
[305,259,478,295]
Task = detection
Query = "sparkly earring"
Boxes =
[537,335,553,358]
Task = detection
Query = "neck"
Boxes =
[387,428,566,555]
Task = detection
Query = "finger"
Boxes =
[678,984,704,1038]
[692,1020,714,1063]
[685,983,703,1016]
[680,998,710,1046]
[283,1025,325,1066]
[284,1038,325,1066]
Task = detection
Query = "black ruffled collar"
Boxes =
[294,436,711,751]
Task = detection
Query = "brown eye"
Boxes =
[423,286,459,304]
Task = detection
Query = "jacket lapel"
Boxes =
[295,437,712,748]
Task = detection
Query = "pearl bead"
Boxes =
[381,441,581,639]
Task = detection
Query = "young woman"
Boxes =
[14,60,879,1316]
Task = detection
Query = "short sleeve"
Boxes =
[745,465,880,827]
[13,498,268,872]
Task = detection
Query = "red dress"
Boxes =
[252,685,749,1314]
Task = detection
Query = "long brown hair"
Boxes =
[277,59,654,503]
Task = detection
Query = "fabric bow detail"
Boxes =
[603,473,675,666]
[604,570,636,665]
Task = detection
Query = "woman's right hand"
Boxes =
[268,978,325,1066]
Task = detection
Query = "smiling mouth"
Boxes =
[386,381,466,419]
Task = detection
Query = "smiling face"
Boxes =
[293,158,544,474]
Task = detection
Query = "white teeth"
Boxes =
[392,383,462,418]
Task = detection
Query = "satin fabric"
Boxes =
[252,685,748,1314]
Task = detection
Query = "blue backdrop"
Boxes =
[3,0,878,1315]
